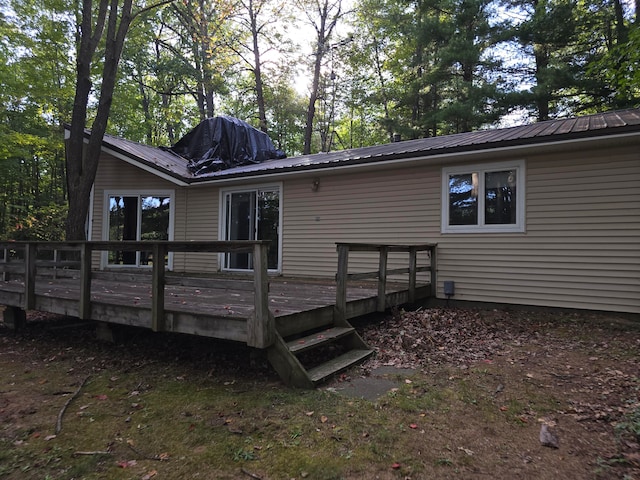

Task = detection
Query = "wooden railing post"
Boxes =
[79,243,93,320]
[1,246,7,281]
[377,246,388,312]
[430,245,437,298]
[24,243,36,310]
[151,243,166,332]
[334,244,349,323]
[408,247,417,303]
[248,242,273,348]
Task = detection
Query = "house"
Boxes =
[72,108,640,315]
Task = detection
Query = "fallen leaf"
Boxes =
[320,415,328,423]
[458,446,474,456]
[391,462,401,469]
[142,469,157,479]
[409,423,418,429]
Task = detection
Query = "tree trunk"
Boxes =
[303,47,323,154]
[301,0,342,155]
[247,0,268,132]
[65,0,135,241]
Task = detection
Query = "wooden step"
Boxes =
[286,326,355,354]
[308,348,374,384]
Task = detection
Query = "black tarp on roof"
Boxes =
[168,115,286,175]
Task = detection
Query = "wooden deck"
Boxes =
[1,241,436,387]
[0,271,419,337]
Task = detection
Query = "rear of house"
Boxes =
[80,108,640,314]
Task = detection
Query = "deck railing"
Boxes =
[0,241,273,348]
[334,243,437,322]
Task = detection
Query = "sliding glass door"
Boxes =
[223,186,280,272]
[106,193,173,267]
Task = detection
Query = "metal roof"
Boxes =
[95,108,640,185]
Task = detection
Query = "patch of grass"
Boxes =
[615,399,640,442]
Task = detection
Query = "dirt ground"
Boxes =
[1,305,639,479]
[357,307,640,478]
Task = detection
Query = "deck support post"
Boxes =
[151,243,166,332]
[24,243,36,310]
[79,243,92,320]
[95,321,116,343]
[377,246,388,312]
[2,306,26,331]
[247,243,273,348]
[334,244,349,324]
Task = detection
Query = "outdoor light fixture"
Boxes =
[311,179,320,192]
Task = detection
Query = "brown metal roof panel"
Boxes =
[607,108,640,126]
[573,116,591,132]
[101,134,193,178]
[603,111,628,128]
[554,117,577,134]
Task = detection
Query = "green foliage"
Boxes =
[4,203,68,241]
[0,0,637,234]
[615,400,640,442]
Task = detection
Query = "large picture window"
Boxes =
[221,185,281,272]
[442,161,525,233]
[104,191,174,267]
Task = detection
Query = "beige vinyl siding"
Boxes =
[281,145,639,313]
[281,165,441,277]
[437,146,639,313]
[93,142,639,313]
[179,185,219,273]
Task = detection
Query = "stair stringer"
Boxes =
[267,333,315,389]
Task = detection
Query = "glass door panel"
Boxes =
[107,194,171,267]
[224,188,279,271]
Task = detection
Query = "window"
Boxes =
[221,185,281,272]
[103,191,174,267]
[442,161,525,233]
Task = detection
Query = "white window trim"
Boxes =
[441,160,525,234]
[101,189,176,269]
[218,182,283,274]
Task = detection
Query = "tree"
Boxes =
[65,0,173,241]
[232,0,295,133]
[296,0,346,154]
[0,0,72,239]
[168,0,239,120]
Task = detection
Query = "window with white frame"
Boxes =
[220,185,281,272]
[442,160,525,233]
[103,191,174,267]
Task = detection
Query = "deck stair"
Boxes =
[267,319,374,389]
